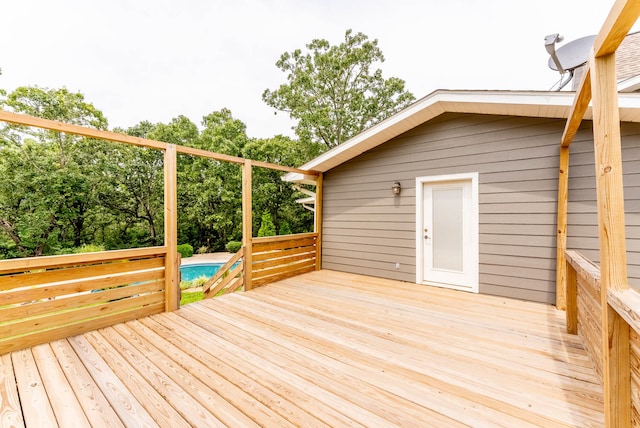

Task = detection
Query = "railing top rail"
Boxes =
[0,246,167,274]
[252,232,318,245]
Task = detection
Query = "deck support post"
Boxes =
[314,173,323,270]
[164,144,179,311]
[556,145,570,311]
[242,160,253,291]
[591,52,631,428]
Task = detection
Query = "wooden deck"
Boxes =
[1,270,604,427]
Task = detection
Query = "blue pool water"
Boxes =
[180,263,223,282]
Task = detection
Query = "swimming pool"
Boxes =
[180,263,224,282]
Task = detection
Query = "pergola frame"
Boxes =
[555,1,640,425]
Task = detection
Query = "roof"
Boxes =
[284,90,640,181]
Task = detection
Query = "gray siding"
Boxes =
[567,122,640,289]
[322,113,564,304]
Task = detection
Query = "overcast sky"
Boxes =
[2,0,635,138]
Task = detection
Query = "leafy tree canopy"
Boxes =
[263,29,415,150]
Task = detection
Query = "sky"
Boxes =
[1,0,635,139]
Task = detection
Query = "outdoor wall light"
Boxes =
[392,182,401,195]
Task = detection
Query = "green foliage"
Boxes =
[180,290,204,305]
[225,241,242,253]
[279,221,292,236]
[263,29,415,149]
[74,244,105,253]
[196,245,209,254]
[177,243,194,258]
[180,276,208,290]
[258,212,276,237]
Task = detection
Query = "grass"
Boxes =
[180,290,204,306]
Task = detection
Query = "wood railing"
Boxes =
[0,247,172,354]
[202,248,244,298]
[251,233,317,287]
[201,232,318,299]
[565,250,638,424]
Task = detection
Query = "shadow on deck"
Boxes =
[1,270,604,427]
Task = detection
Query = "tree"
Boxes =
[0,86,108,257]
[263,29,415,150]
[257,212,276,237]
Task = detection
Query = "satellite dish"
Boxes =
[547,35,596,71]
[545,34,596,90]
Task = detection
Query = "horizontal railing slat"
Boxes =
[0,302,165,355]
[0,292,164,340]
[252,251,316,271]
[0,247,167,274]
[1,280,164,322]
[252,245,316,262]
[252,237,317,253]
[252,258,316,281]
[1,268,165,306]
[252,264,316,287]
[251,232,317,245]
[0,257,165,291]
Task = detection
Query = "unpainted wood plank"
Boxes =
[314,173,323,270]
[141,314,344,427]
[242,160,253,291]
[193,297,583,427]
[164,144,179,312]
[97,326,232,427]
[0,256,164,291]
[0,292,164,339]
[11,348,58,427]
[0,353,24,428]
[187,300,472,427]
[49,339,124,428]
[557,146,570,310]
[157,311,367,427]
[125,319,293,427]
[67,334,159,427]
[31,344,90,427]
[1,279,164,321]
[80,330,190,427]
[0,246,166,275]
[0,302,164,355]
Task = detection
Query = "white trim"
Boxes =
[416,172,479,293]
[283,90,640,182]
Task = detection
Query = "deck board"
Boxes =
[2,270,604,427]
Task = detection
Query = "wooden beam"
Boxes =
[314,173,323,271]
[242,159,253,291]
[561,67,591,147]
[0,110,168,150]
[593,0,640,58]
[565,259,578,334]
[0,110,319,176]
[591,52,631,428]
[556,146,570,309]
[164,144,179,312]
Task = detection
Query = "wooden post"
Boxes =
[591,52,631,428]
[164,144,179,311]
[242,160,253,291]
[314,173,323,271]
[565,259,577,334]
[556,146,570,310]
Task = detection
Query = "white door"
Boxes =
[417,174,478,292]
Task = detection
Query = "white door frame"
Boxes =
[416,172,479,293]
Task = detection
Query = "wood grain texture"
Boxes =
[164,144,179,312]
[0,353,23,428]
[591,52,632,427]
[315,173,323,270]
[557,145,571,309]
[2,270,605,427]
[242,160,253,291]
